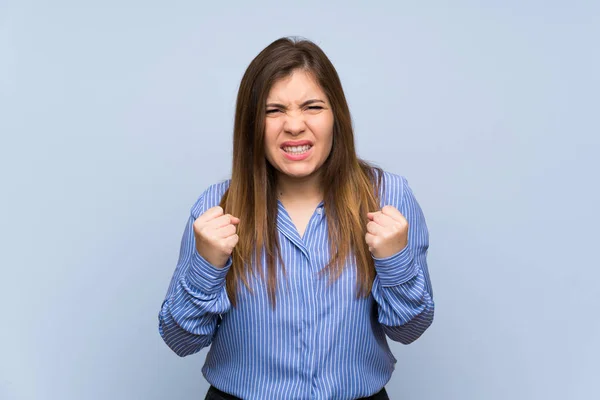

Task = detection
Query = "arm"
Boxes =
[371,174,435,344]
[158,193,232,357]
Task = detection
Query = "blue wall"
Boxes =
[1,1,598,399]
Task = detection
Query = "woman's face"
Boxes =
[264,69,334,182]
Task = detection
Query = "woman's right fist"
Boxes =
[193,206,240,268]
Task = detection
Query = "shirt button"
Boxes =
[316,207,322,215]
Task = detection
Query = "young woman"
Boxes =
[158,37,435,400]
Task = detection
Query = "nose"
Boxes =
[283,111,306,136]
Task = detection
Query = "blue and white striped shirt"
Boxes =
[158,170,434,399]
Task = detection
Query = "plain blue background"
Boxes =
[1,1,599,399]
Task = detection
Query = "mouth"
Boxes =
[281,144,313,155]
[280,140,314,155]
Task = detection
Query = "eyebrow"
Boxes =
[266,99,326,108]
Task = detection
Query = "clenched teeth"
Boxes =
[283,145,312,154]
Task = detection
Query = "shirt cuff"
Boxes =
[372,245,418,286]
[185,250,232,295]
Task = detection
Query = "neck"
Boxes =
[276,172,323,205]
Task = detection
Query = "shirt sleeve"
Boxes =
[158,191,232,357]
[371,173,435,344]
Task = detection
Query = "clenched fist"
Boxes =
[193,206,240,268]
[365,205,409,259]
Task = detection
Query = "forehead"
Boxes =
[267,70,326,101]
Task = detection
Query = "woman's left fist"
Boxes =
[366,205,409,258]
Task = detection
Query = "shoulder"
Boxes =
[190,178,232,218]
[376,169,427,227]
[374,168,408,210]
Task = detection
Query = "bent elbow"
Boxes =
[384,300,435,344]
[158,317,212,357]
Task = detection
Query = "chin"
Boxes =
[277,164,317,178]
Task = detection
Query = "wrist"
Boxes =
[185,249,232,294]
[372,245,418,286]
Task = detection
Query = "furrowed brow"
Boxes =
[266,99,326,108]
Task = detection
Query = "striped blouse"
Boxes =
[158,170,434,399]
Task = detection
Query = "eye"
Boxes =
[307,106,323,110]
[266,109,281,114]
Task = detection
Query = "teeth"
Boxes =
[283,145,311,154]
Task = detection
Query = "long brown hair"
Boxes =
[219,36,384,309]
